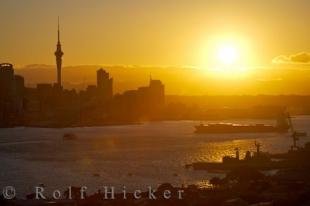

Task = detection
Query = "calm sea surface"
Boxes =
[1,117,309,197]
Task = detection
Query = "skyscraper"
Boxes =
[148,79,165,108]
[0,63,25,127]
[54,17,64,87]
[96,68,113,99]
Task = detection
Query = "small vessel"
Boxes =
[63,133,78,140]
[93,173,100,177]
[294,131,307,137]
[195,113,290,134]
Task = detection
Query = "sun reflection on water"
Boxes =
[190,138,259,163]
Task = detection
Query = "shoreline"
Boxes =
[0,122,143,129]
[2,115,309,129]
[2,165,310,206]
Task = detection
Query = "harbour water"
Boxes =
[0,116,309,198]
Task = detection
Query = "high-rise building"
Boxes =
[0,63,25,126]
[54,17,64,88]
[149,79,165,107]
[0,63,15,100]
[96,68,113,99]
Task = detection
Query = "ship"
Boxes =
[185,142,276,171]
[195,113,291,134]
[186,133,309,172]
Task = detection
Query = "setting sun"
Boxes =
[217,45,239,65]
[198,33,255,78]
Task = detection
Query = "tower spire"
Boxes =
[55,16,64,88]
[57,16,60,43]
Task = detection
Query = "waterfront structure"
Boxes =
[54,17,64,87]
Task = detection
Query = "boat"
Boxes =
[63,133,78,140]
[186,140,310,172]
[294,131,307,137]
[195,114,290,134]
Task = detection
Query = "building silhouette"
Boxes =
[112,78,165,121]
[0,63,25,127]
[149,79,165,108]
[54,17,64,88]
[0,62,166,126]
[97,68,113,100]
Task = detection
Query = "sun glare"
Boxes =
[217,45,239,65]
[198,34,253,77]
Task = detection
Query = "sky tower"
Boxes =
[54,17,64,87]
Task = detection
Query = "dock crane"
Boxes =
[254,141,261,156]
[287,112,307,151]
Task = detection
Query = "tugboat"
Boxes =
[63,133,78,141]
[195,113,290,134]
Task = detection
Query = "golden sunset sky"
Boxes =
[1,0,310,95]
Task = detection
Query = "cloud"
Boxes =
[272,52,310,64]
